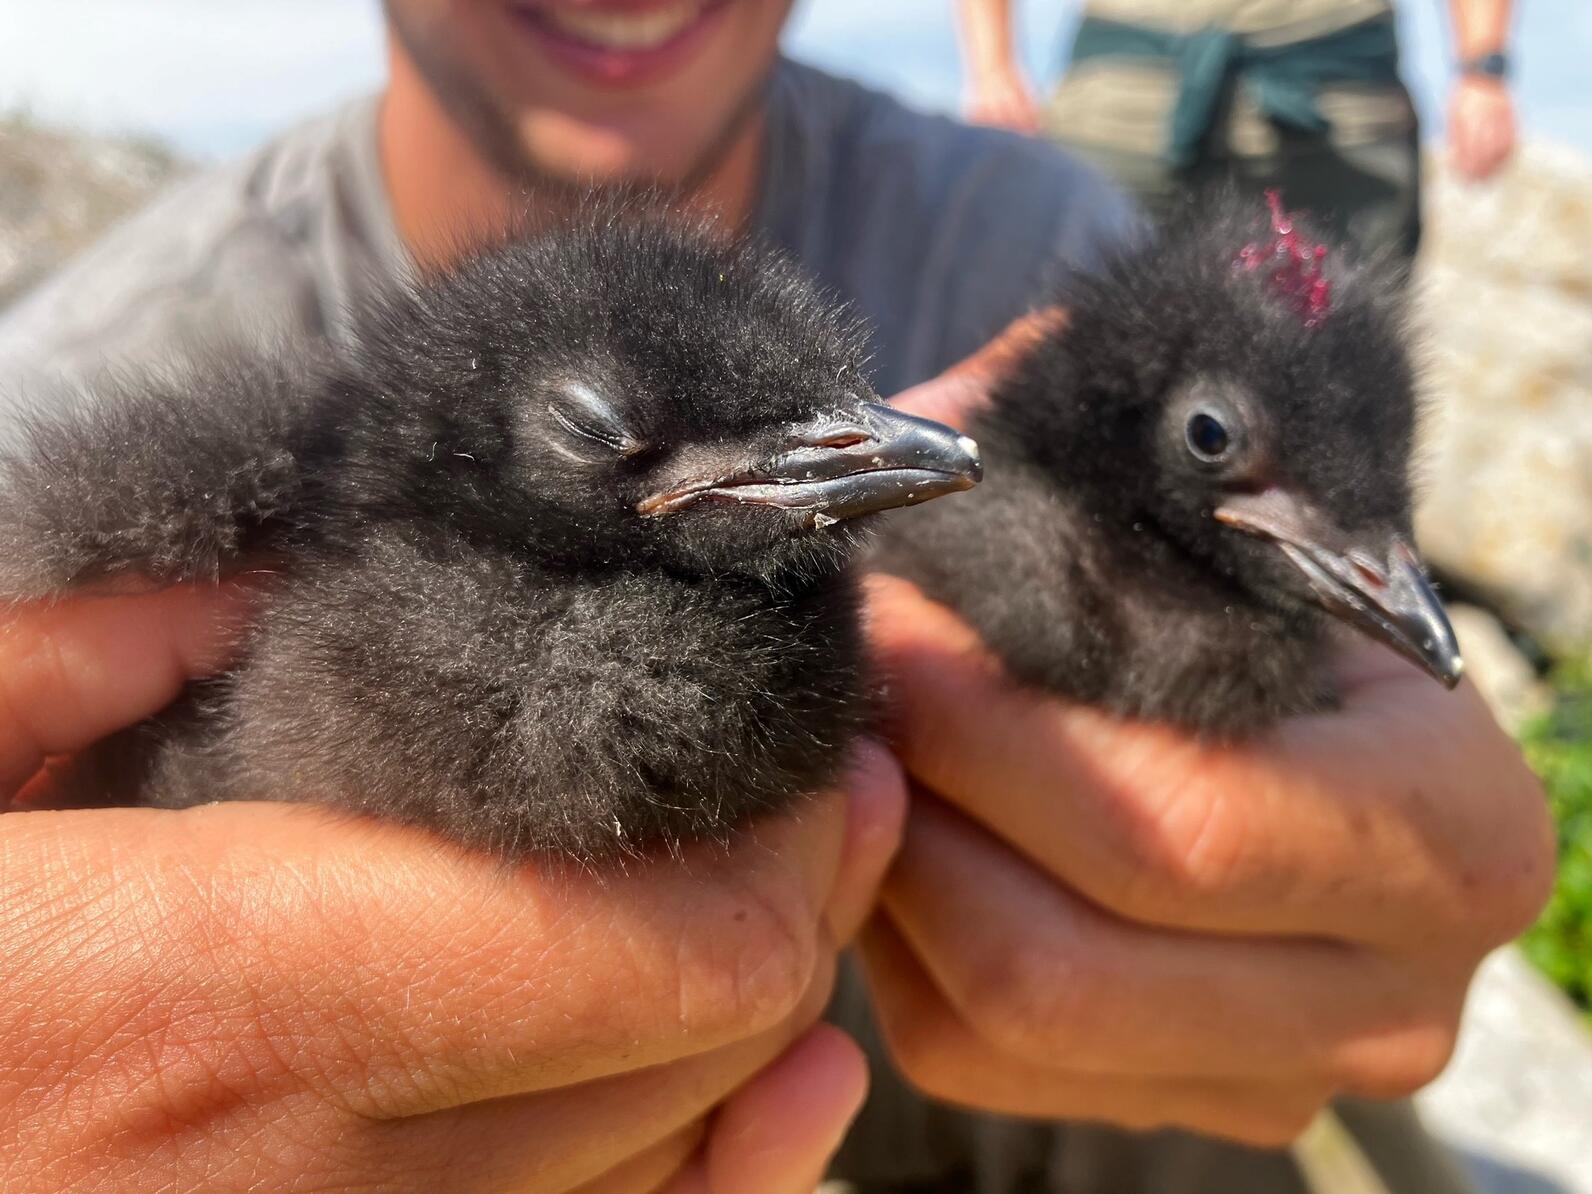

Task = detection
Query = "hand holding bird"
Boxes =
[0,586,907,1192]
[856,293,1555,1144]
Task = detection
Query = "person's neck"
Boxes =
[378,54,766,271]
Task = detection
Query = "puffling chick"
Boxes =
[0,213,981,858]
[877,191,1460,736]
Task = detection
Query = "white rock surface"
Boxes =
[1419,947,1592,1194]
[1449,604,1551,734]
[1415,142,1592,653]
[0,112,182,310]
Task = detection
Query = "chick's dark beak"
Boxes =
[638,404,983,527]
[1215,490,1464,689]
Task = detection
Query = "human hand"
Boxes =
[0,587,907,1192]
[1449,74,1517,181]
[859,577,1551,1144]
[887,305,1067,429]
[966,64,1042,134]
[863,324,1554,1146]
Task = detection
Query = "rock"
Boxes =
[0,112,185,311]
[1448,604,1551,733]
[1414,143,1592,653]
[1418,947,1592,1194]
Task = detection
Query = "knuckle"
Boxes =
[1099,1105,1164,1135]
[0,614,83,755]
[1337,1018,1460,1100]
[1104,774,1252,921]
[1381,1026,1460,1096]
[873,1000,971,1104]
[1436,732,1556,948]
[1114,1087,1325,1149]
[1219,1100,1323,1150]
[1486,776,1558,940]
[685,882,821,1038]
[890,1030,966,1104]
[115,1010,295,1137]
[955,940,1089,1062]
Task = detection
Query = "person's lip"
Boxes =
[506,1,734,89]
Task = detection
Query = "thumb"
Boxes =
[889,306,1067,429]
[0,583,255,800]
[823,738,909,945]
[661,1024,868,1194]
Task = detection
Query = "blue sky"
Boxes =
[0,0,1585,160]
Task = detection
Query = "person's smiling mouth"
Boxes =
[508,1,736,86]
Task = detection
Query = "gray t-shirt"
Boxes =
[0,59,1133,400]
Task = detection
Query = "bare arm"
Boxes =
[1446,0,1518,180]
[955,0,1041,133]
[1449,0,1514,58]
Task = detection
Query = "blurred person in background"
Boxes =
[0,2,1549,1193]
[958,0,1519,259]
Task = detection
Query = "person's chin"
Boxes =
[519,113,712,191]
[456,1,787,192]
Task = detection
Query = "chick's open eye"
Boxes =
[1185,410,1233,463]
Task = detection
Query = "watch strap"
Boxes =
[1460,51,1510,80]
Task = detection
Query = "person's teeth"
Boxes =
[545,3,705,50]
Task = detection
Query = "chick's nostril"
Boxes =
[1341,548,1387,589]
[1352,560,1386,589]
[815,432,870,449]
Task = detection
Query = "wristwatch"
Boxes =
[1460,51,1511,80]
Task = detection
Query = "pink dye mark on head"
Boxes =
[1235,190,1333,327]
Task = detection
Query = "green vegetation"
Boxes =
[1517,661,1592,1017]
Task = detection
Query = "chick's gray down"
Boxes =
[878,191,1461,737]
[0,214,981,858]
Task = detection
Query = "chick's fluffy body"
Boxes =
[880,195,1419,735]
[0,217,881,858]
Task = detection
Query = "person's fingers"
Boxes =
[857,917,1327,1148]
[702,1023,867,1194]
[1450,82,1516,181]
[567,1124,708,1194]
[1477,107,1513,175]
[966,71,1042,134]
[968,94,1040,135]
[889,307,1069,430]
[822,738,908,945]
[1455,115,1505,179]
[881,794,1468,1089]
[493,1022,867,1194]
[353,948,840,1193]
[1,789,850,1124]
[865,574,1552,950]
[0,586,253,799]
[662,1024,867,1194]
